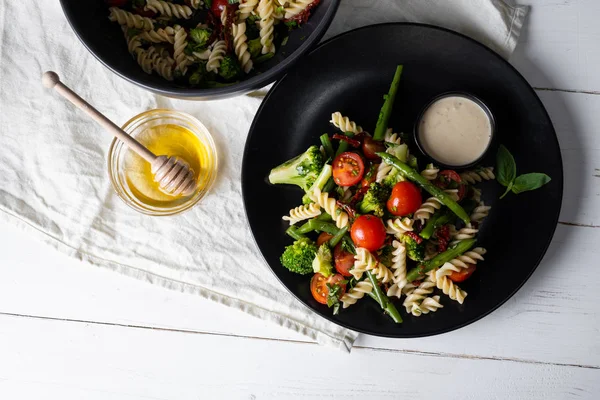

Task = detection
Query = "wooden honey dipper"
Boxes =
[42,71,197,197]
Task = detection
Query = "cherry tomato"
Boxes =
[440,170,462,184]
[211,0,229,17]
[362,137,386,161]
[448,264,477,283]
[310,273,346,305]
[350,215,386,252]
[361,164,377,188]
[387,181,422,216]
[333,152,365,187]
[333,243,354,277]
[436,170,465,200]
[316,232,334,247]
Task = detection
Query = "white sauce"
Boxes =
[418,96,492,166]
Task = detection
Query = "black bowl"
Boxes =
[59,0,340,100]
[242,23,563,337]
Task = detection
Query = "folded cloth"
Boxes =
[0,0,527,351]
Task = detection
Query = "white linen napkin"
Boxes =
[0,0,527,350]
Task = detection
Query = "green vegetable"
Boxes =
[341,235,356,255]
[320,134,334,159]
[496,145,551,199]
[189,28,211,48]
[126,28,142,38]
[280,237,317,275]
[218,55,242,81]
[315,212,333,222]
[269,145,324,192]
[285,20,298,29]
[420,209,454,240]
[365,272,403,323]
[356,182,391,217]
[326,281,346,315]
[407,154,419,170]
[334,131,354,157]
[247,37,262,59]
[373,65,403,141]
[328,226,348,248]
[246,15,260,39]
[401,234,425,262]
[255,52,275,64]
[380,144,409,188]
[377,152,470,224]
[204,0,212,7]
[302,163,332,204]
[312,244,333,277]
[406,239,476,282]
[188,63,208,85]
[296,219,339,236]
[285,226,305,241]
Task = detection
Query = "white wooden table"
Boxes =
[1,1,599,398]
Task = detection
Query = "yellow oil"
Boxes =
[123,124,213,208]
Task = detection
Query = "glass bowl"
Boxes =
[108,109,218,216]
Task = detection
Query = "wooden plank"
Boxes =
[0,314,597,400]
[511,0,600,93]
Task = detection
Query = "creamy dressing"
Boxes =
[418,96,492,166]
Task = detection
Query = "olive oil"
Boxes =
[123,124,213,207]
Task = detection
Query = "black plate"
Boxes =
[59,0,339,100]
[242,23,563,337]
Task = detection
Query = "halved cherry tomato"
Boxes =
[334,243,354,277]
[316,232,334,247]
[211,0,229,17]
[448,264,477,283]
[350,215,386,252]
[362,137,386,161]
[439,170,461,184]
[333,152,365,187]
[310,273,346,305]
[437,170,466,200]
[361,164,377,188]
[387,181,422,216]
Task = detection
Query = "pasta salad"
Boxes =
[268,66,494,323]
[106,0,320,86]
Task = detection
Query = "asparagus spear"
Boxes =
[420,209,454,240]
[320,134,334,159]
[296,219,339,235]
[373,65,404,141]
[328,226,348,247]
[285,226,305,240]
[406,239,476,282]
[366,271,403,323]
[377,152,471,224]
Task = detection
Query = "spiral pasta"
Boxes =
[436,248,487,277]
[471,202,491,224]
[385,217,414,237]
[145,0,193,19]
[281,203,321,225]
[340,281,373,309]
[258,0,276,54]
[238,0,259,21]
[109,7,154,31]
[206,40,226,73]
[412,295,443,316]
[383,128,402,145]
[125,33,143,55]
[351,248,393,282]
[330,112,362,134]
[190,0,203,8]
[284,0,313,19]
[386,240,407,298]
[173,25,190,75]
[137,27,176,44]
[460,167,495,184]
[309,188,349,229]
[232,22,254,73]
[421,163,439,181]
[471,187,482,203]
[403,277,436,313]
[429,270,467,304]
[450,226,479,245]
[192,49,211,60]
[134,47,162,74]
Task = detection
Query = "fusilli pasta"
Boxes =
[330,112,362,134]
[340,281,373,309]
[145,0,193,19]
[351,248,393,282]
[137,26,176,44]
[450,225,479,245]
[436,248,487,276]
[414,190,459,223]
[412,295,443,316]
[206,40,226,73]
[385,217,414,237]
[403,277,436,313]
[429,270,467,304]
[384,128,403,145]
[153,53,175,81]
[386,240,407,298]
[421,163,439,181]
[173,25,190,75]
[470,202,491,224]
[281,203,321,225]
[258,0,276,54]
[310,188,349,229]
[460,167,495,184]
[238,0,259,20]
[109,7,154,30]
[232,22,253,73]
[284,0,313,19]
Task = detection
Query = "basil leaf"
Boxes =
[512,173,551,194]
[496,145,517,187]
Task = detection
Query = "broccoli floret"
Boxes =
[247,37,262,59]
[302,164,332,204]
[188,63,208,85]
[356,182,391,217]
[189,28,212,48]
[312,244,333,277]
[218,55,242,81]
[380,144,409,189]
[280,238,317,275]
[246,15,260,39]
[269,145,325,192]
[401,234,425,262]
